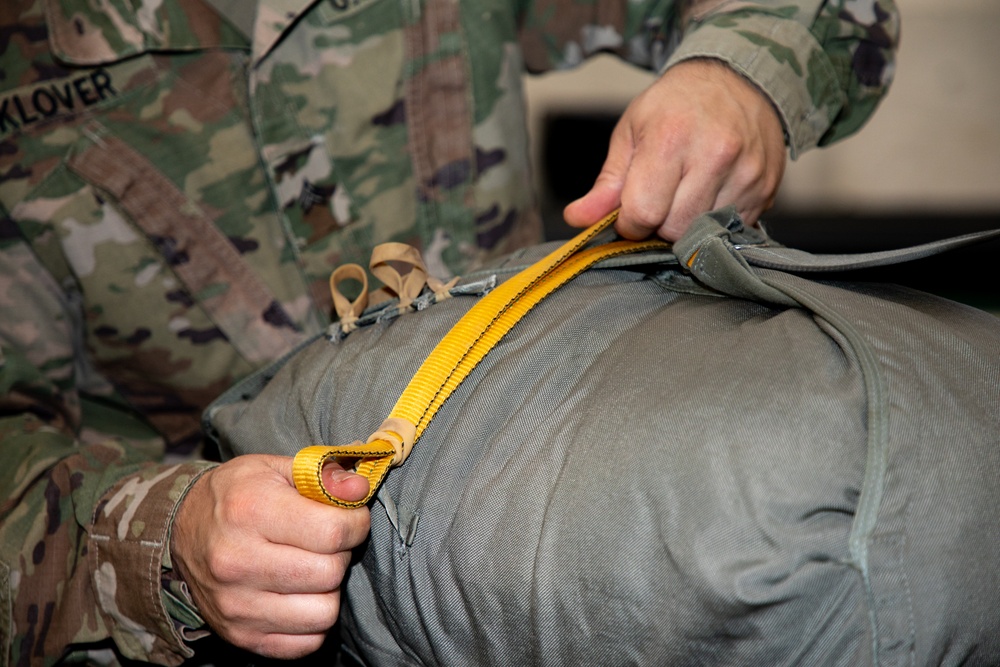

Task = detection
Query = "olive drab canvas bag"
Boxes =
[205,209,1000,666]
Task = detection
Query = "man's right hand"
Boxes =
[170,454,370,659]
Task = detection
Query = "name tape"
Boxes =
[0,68,119,135]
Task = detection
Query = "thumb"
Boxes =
[563,122,634,228]
[321,460,371,503]
[266,453,372,505]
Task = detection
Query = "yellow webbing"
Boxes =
[293,210,669,508]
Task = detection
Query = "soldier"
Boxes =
[0,0,899,665]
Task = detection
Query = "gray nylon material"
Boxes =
[208,218,1000,666]
[741,228,1000,272]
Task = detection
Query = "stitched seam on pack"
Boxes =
[759,271,889,666]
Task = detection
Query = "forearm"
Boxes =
[0,414,214,666]
[665,0,900,156]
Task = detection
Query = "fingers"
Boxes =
[252,458,370,552]
[266,452,371,505]
[199,541,356,595]
[212,590,342,635]
[563,58,787,242]
[169,454,373,658]
[613,126,685,240]
[186,455,370,555]
[563,121,634,228]
[212,590,344,660]
[653,167,723,241]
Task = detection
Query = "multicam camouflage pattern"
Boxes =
[0,0,898,664]
[0,411,212,666]
[663,0,901,156]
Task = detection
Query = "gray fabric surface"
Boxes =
[207,216,1000,666]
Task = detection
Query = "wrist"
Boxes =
[89,460,216,665]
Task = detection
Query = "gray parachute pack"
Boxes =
[206,210,1000,666]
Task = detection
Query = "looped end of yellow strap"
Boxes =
[293,441,396,508]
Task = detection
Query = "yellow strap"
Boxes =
[293,210,669,508]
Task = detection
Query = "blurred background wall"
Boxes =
[523,0,1000,309]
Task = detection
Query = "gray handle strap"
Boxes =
[741,227,1000,272]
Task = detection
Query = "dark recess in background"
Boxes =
[539,112,1000,312]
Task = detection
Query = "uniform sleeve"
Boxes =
[0,234,214,666]
[517,0,900,157]
[664,0,900,157]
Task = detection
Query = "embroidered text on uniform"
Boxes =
[0,69,118,133]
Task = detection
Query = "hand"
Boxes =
[563,58,787,241]
[170,455,370,659]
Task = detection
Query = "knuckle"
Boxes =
[317,591,343,626]
[314,554,346,589]
[329,551,351,585]
[620,199,664,231]
[325,508,370,551]
[706,132,743,166]
[740,152,768,182]
[299,593,341,634]
[216,491,257,528]
[295,553,343,589]
[659,218,688,242]
[324,521,347,552]
[762,168,783,196]
[206,546,245,584]
[214,594,250,625]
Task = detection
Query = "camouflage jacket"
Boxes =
[0,0,898,665]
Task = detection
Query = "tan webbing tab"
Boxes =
[330,264,369,333]
[369,242,429,310]
[294,209,670,508]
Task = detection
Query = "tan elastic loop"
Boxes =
[330,264,369,332]
[366,416,418,466]
[370,242,428,310]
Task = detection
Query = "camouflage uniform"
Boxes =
[0,0,898,665]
